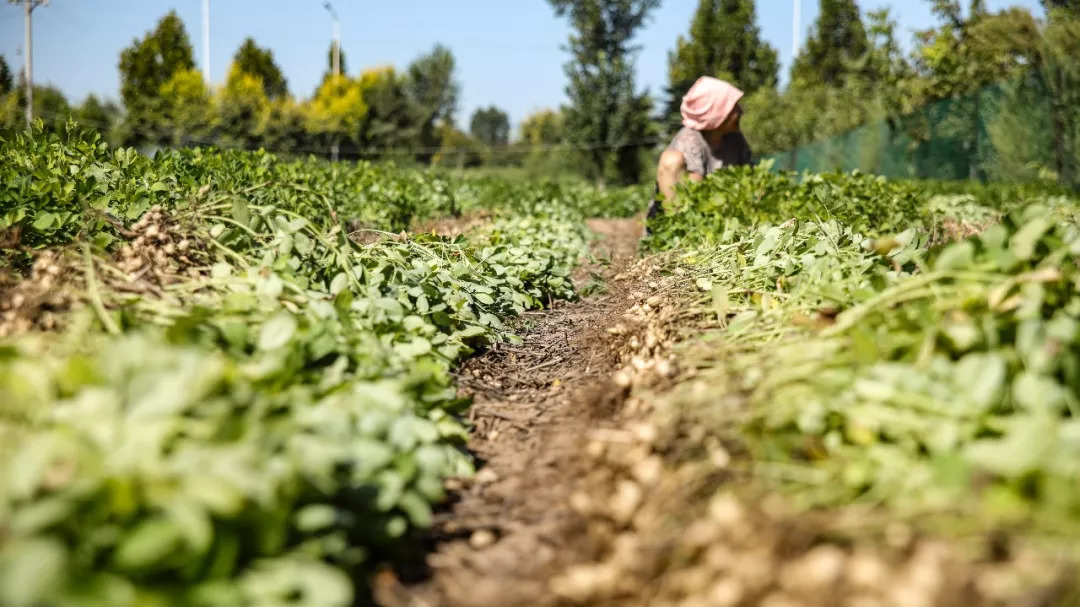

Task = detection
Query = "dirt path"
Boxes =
[373,218,643,607]
[370,216,1079,607]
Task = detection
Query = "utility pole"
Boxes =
[202,0,210,82]
[22,0,48,126]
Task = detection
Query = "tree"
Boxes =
[549,0,659,186]
[665,0,778,128]
[0,56,12,96]
[305,74,368,151]
[215,63,270,149]
[232,38,288,100]
[469,106,510,147]
[911,1,1040,101]
[857,9,915,116]
[4,69,72,133]
[356,66,417,157]
[1043,0,1080,14]
[118,11,195,108]
[1035,8,1080,186]
[790,0,869,88]
[516,108,576,176]
[75,95,121,141]
[260,97,309,155]
[433,126,484,168]
[520,109,566,145]
[117,11,196,146]
[404,45,460,163]
[158,68,212,147]
[12,82,72,134]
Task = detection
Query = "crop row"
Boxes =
[0,128,610,606]
[1,124,648,267]
[647,167,1080,541]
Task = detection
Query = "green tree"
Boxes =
[469,106,510,147]
[856,9,915,117]
[117,11,196,146]
[215,63,270,149]
[665,0,778,128]
[1037,9,1080,186]
[158,68,212,147]
[118,11,195,108]
[6,74,72,134]
[911,1,1040,101]
[75,95,117,129]
[549,0,659,186]
[404,45,460,163]
[74,95,121,142]
[433,126,484,168]
[516,108,576,177]
[305,74,368,152]
[520,108,566,146]
[0,56,12,96]
[356,66,417,157]
[232,38,288,100]
[791,0,869,87]
[1043,0,1080,14]
[259,97,309,154]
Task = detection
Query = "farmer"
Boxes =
[649,76,752,222]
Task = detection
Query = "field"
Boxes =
[3,126,1080,607]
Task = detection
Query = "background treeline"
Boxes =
[2,0,1079,187]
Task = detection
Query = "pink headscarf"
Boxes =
[680,77,744,132]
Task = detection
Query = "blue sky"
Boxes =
[1,0,1043,132]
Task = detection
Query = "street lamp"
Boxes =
[323,2,341,78]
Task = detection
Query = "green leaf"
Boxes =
[211,262,233,279]
[329,273,349,295]
[168,501,213,554]
[934,241,974,271]
[376,298,404,317]
[966,415,1057,477]
[295,505,337,532]
[31,212,57,231]
[394,337,432,358]
[479,312,502,328]
[458,325,487,339]
[954,352,1006,410]
[231,197,250,226]
[1009,217,1052,261]
[113,518,183,571]
[0,538,66,607]
[1013,372,1066,414]
[258,312,297,351]
[398,490,433,527]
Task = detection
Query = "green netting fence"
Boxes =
[762,71,1080,189]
